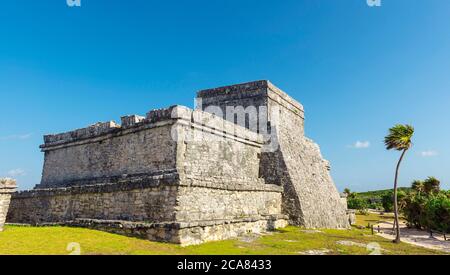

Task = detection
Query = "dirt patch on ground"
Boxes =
[376,221,450,253]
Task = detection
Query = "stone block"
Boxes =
[0,178,16,232]
[120,115,145,128]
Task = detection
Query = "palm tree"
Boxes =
[384,124,414,243]
[411,180,425,195]
[423,177,440,194]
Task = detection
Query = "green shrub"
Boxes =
[424,194,450,233]
[402,180,450,233]
[381,190,407,212]
[402,193,427,229]
[382,192,394,212]
[347,197,368,210]
[367,202,383,210]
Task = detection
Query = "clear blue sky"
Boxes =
[1,0,449,191]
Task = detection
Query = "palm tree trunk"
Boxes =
[393,149,407,243]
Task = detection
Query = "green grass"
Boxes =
[1,219,445,255]
[354,211,400,227]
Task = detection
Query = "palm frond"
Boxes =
[424,176,441,194]
[411,180,424,192]
[384,124,414,151]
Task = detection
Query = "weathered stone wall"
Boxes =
[174,107,264,181]
[269,85,348,228]
[8,175,283,229]
[37,110,178,189]
[197,81,305,137]
[197,80,349,228]
[8,105,286,245]
[170,106,283,223]
[8,176,179,224]
[176,186,282,222]
[0,179,16,231]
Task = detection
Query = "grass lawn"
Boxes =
[354,211,399,227]
[0,215,445,255]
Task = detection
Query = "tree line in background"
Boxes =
[345,177,450,234]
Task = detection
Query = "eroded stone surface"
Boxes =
[0,178,16,232]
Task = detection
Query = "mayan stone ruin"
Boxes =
[6,80,349,245]
[0,178,16,232]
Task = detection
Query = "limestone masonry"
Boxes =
[0,178,16,232]
[6,80,350,245]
